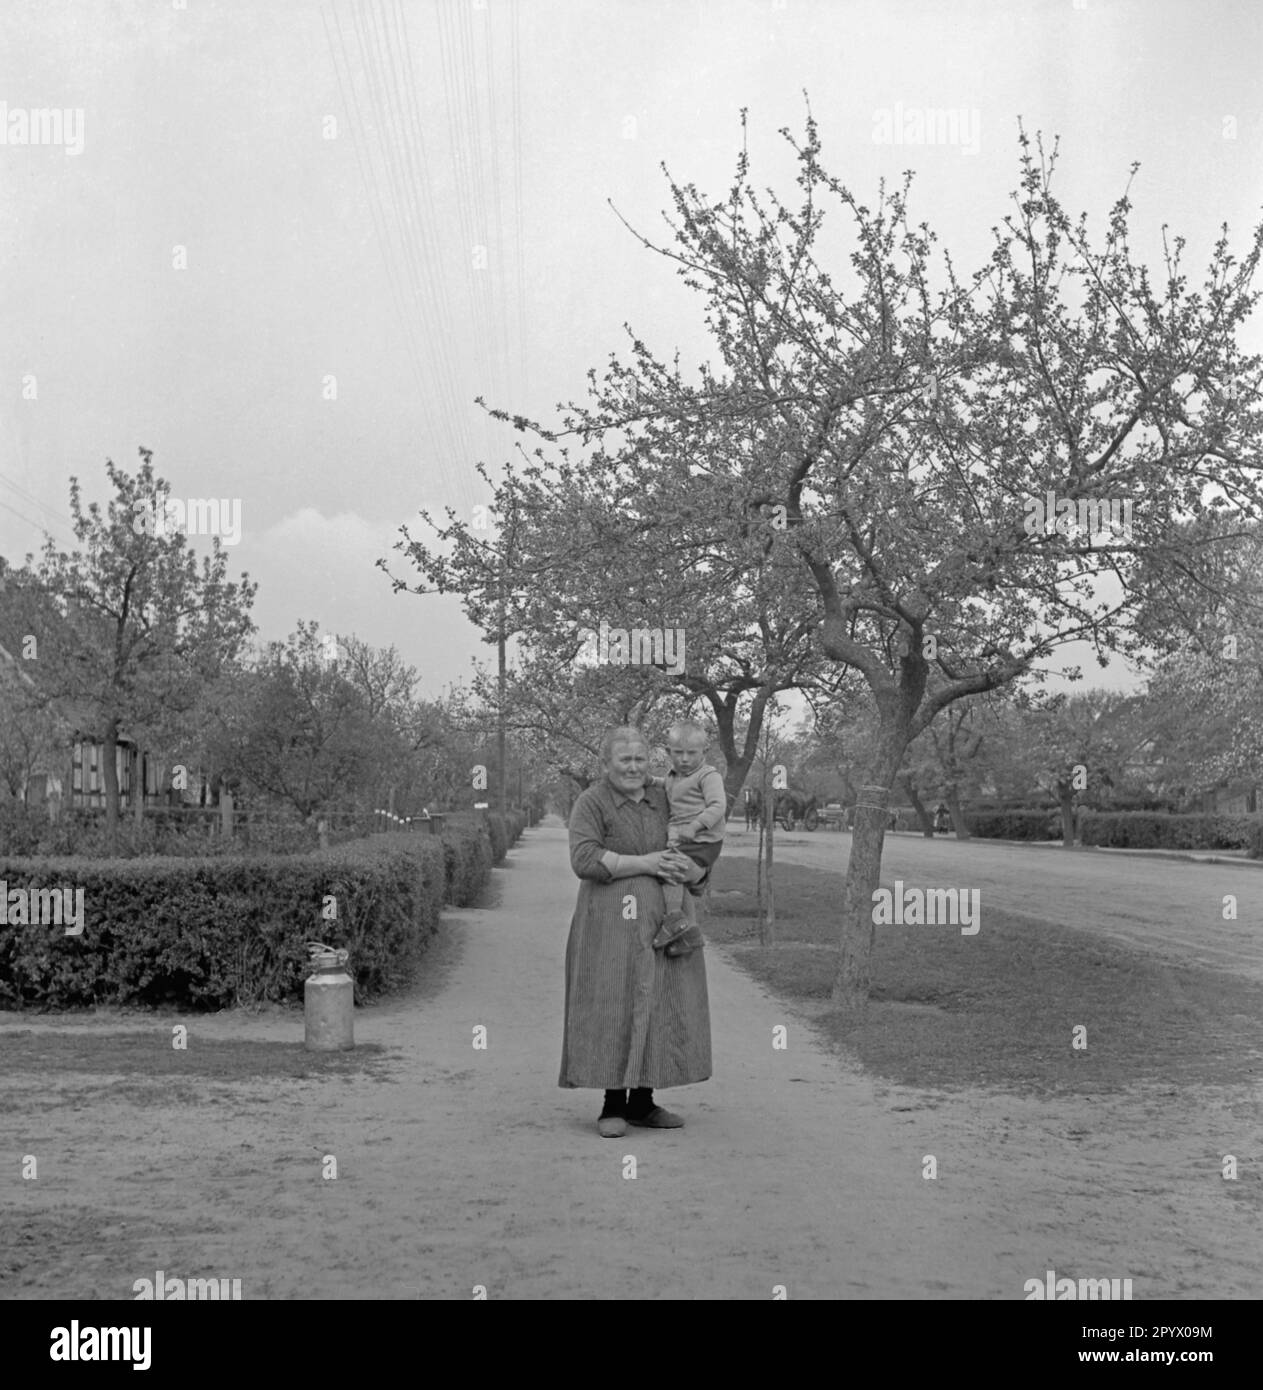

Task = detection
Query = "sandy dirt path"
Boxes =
[4,821,1260,1299]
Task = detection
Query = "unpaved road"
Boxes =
[725,826,1263,981]
[3,820,1260,1299]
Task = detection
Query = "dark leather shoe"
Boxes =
[626,1106,684,1128]
[597,1115,627,1138]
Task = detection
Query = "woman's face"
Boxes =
[605,740,649,795]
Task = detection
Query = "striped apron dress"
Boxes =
[559,778,712,1090]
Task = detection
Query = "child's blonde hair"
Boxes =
[666,720,707,747]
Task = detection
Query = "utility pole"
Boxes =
[497,567,507,816]
[758,702,777,946]
[489,486,517,818]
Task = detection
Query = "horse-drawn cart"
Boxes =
[743,787,821,831]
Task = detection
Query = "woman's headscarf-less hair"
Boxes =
[599,725,648,764]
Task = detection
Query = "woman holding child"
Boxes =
[561,724,719,1137]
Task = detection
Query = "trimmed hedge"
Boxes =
[440,826,494,907]
[952,807,1263,851]
[1078,811,1261,852]
[0,839,445,1009]
[0,804,531,1010]
[463,809,529,862]
[433,809,529,905]
[963,809,1063,841]
[485,813,509,864]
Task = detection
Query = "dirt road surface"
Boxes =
[4,820,1259,1299]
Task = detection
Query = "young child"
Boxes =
[651,721,727,955]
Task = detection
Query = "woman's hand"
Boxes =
[642,850,673,879]
[651,848,693,883]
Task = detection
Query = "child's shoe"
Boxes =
[664,924,704,957]
[652,910,691,951]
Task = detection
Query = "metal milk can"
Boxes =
[304,941,353,1051]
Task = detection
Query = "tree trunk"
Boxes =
[102,720,121,849]
[946,784,970,840]
[1059,787,1076,847]
[722,761,754,815]
[832,726,907,1013]
[901,772,935,837]
[710,686,769,812]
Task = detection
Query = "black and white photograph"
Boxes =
[1,0,1260,1343]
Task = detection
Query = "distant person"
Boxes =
[934,802,950,834]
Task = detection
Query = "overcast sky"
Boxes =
[2,0,1261,706]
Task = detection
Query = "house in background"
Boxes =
[1,565,185,815]
[1195,781,1259,815]
[1115,731,1258,814]
[66,720,166,812]
[1,640,168,815]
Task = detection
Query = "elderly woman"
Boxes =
[561,725,713,1137]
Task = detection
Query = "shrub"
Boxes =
[0,800,49,856]
[1079,811,1261,851]
[963,809,1062,841]
[484,812,509,864]
[0,838,445,1010]
[440,822,495,906]
[0,802,535,1010]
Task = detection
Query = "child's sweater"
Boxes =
[664,764,727,843]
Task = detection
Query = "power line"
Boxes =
[480,0,514,473]
[0,495,58,541]
[325,0,476,508]
[461,0,502,475]
[377,0,480,496]
[0,474,77,540]
[428,0,496,507]
[510,0,529,403]
[323,3,433,404]
[321,0,526,517]
[390,1,484,512]
[343,0,439,407]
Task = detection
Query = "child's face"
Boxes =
[667,733,706,774]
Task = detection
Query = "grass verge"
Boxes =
[706,856,1263,1096]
